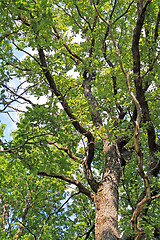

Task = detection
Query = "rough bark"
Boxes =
[94,141,121,240]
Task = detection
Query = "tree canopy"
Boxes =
[0,0,160,239]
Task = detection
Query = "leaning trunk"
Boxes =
[95,142,121,240]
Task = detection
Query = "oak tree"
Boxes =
[0,0,160,239]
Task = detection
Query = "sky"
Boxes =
[0,48,34,141]
[1,32,82,142]
[1,49,22,140]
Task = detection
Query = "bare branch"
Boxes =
[3,105,26,113]
[92,0,110,26]
[5,61,32,72]
[109,0,117,20]
[0,133,53,153]
[19,82,40,95]
[101,0,133,61]
[0,31,18,42]
[106,24,142,125]
[37,192,81,239]
[7,112,16,122]
[0,99,16,113]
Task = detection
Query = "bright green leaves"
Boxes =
[0,152,68,239]
[24,104,59,132]
[0,123,6,137]
[63,193,95,239]
[0,0,160,239]
[11,103,80,176]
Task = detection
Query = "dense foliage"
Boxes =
[0,0,160,239]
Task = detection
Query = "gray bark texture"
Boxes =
[95,141,121,240]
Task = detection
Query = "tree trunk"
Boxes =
[95,142,121,240]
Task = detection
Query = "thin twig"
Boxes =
[2,83,36,106]
[113,0,134,24]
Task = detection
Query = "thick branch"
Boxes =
[131,1,158,168]
[106,20,152,239]
[82,71,102,128]
[37,171,94,201]
[132,0,151,76]
[38,48,96,171]
[38,48,91,138]
[126,78,151,239]
[49,142,99,193]
[125,67,151,240]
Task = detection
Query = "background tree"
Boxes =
[0,0,160,239]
